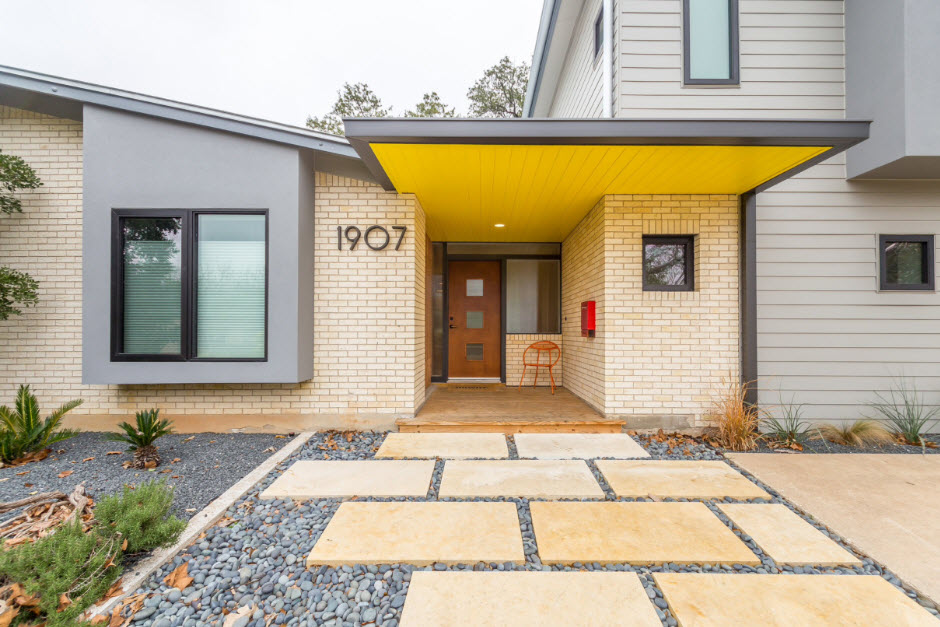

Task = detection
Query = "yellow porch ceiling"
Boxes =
[372,143,827,242]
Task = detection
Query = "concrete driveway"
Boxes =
[728,453,940,605]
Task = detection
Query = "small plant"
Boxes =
[812,419,894,447]
[710,378,761,451]
[0,519,122,626]
[761,398,809,448]
[867,377,940,446]
[94,480,185,553]
[106,408,174,468]
[0,384,81,465]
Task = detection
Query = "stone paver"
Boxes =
[728,453,940,604]
[596,460,770,499]
[259,460,434,499]
[438,460,604,498]
[718,503,863,566]
[514,433,650,459]
[306,502,525,566]
[375,432,509,459]
[530,501,759,565]
[655,573,937,626]
[400,571,662,626]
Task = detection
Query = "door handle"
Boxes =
[449,324,458,329]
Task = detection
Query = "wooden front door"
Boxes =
[448,261,501,379]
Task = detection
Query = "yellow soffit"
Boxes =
[371,143,828,242]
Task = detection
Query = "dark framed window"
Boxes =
[594,8,604,58]
[643,235,695,292]
[111,209,268,361]
[879,234,935,291]
[506,258,561,333]
[683,0,739,85]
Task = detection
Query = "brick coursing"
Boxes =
[505,334,563,388]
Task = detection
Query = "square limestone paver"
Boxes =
[375,433,508,459]
[259,460,434,499]
[530,501,759,565]
[654,573,937,626]
[306,502,524,566]
[596,460,770,499]
[718,503,863,566]
[400,571,662,627]
[514,433,650,459]
[439,460,604,499]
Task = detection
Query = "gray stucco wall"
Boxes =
[82,105,314,384]
[847,0,940,178]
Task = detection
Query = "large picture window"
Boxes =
[879,234,935,291]
[683,0,739,85]
[506,258,561,333]
[111,210,267,361]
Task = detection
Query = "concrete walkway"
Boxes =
[729,453,940,605]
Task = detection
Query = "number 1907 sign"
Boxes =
[336,225,407,251]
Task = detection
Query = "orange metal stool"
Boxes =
[519,341,561,394]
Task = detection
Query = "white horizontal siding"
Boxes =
[549,0,605,118]
[616,0,845,118]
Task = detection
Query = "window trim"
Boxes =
[642,235,695,292]
[110,208,269,362]
[593,7,604,59]
[682,0,740,86]
[878,234,935,292]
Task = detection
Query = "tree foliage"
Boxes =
[306,82,390,136]
[0,149,42,321]
[466,56,530,118]
[405,92,456,118]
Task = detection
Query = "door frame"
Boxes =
[434,242,563,384]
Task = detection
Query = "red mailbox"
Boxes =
[580,300,595,337]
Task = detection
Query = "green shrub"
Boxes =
[812,419,894,447]
[0,384,81,464]
[867,377,939,446]
[105,408,174,468]
[0,520,122,626]
[94,480,186,553]
[761,398,809,447]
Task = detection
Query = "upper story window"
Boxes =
[879,235,935,291]
[111,209,268,361]
[683,0,740,85]
[594,8,604,59]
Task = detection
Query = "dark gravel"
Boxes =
[733,433,940,455]
[0,432,287,518]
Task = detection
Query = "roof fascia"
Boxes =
[523,0,586,118]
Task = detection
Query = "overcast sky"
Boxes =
[0,0,543,127]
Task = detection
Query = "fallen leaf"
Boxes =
[262,446,276,453]
[121,539,128,551]
[57,593,72,611]
[182,436,195,443]
[106,451,122,456]
[121,461,132,469]
[0,478,7,483]
[57,470,73,479]
[163,563,194,591]
[83,457,95,462]
[0,604,18,627]
[274,435,286,439]
[144,461,157,469]
[13,592,39,607]
[171,458,181,463]
[90,615,108,625]
[14,471,28,476]
[223,605,256,627]
[23,483,33,488]
[171,475,181,479]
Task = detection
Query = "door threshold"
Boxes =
[446,378,502,384]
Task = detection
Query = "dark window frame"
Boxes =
[682,0,740,86]
[594,7,604,59]
[642,235,695,292]
[110,208,269,362]
[879,234,935,291]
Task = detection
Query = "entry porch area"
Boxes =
[401,383,624,434]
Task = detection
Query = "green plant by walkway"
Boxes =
[0,384,81,465]
[868,377,939,446]
[105,408,174,468]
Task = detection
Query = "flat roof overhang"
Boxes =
[344,118,870,242]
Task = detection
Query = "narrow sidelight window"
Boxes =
[112,210,268,361]
[879,235,935,291]
[643,235,695,291]
[683,0,739,85]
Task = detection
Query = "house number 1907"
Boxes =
[336,225,407,251]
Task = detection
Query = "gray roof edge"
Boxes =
[522,0,561,118]
[0,65,359,160]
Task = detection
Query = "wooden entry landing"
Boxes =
[399,384,625,434]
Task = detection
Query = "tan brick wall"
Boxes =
[505,334,563,388]
[0,108,428,431]
[561,197,606,411]
[562,194,740,426]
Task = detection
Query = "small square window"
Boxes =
[879,235,935,291]
[466,279,484,297]
[466,343,484,361]
[643,235,695,292]
[466,311,484,329]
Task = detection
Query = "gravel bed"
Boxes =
[0,432,287,519]
[737,433,940,455]
[122,431,937,627]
